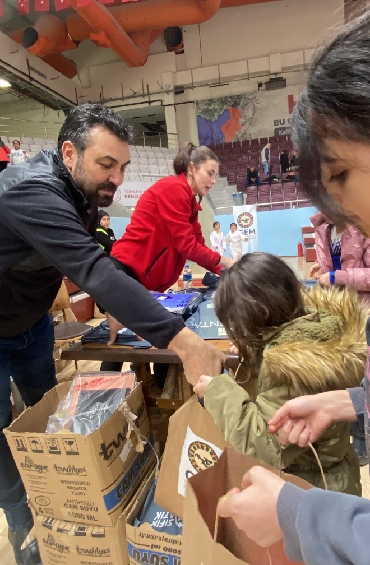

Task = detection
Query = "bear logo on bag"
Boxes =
[188,441,219,473]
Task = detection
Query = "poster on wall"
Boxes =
[233,205,259,255]
[196,86,302,145]
[114,181,152,206]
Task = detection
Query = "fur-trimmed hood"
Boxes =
[260,286,367,395]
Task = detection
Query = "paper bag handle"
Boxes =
[278,441,328,491]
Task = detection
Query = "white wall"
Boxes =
[178,0,343,71]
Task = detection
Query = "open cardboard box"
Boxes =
[5,381,155,526]
[126,468,182,565]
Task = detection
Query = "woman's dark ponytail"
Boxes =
[173,141,219,175]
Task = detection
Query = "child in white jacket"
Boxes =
[226,223,247,261]
[210,221,226,255]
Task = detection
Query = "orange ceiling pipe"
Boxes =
[41,53,78,80]
[67,0,276,39]
[220,0,278,6]
[21,15,77,57]
[68,0,164,67]
[67,0,221,40]
[7,17,78,78]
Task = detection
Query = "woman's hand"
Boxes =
[228,342,239,355]
[219,256,235,269]
[193,375,213,397]
[319,272,331,287]
[308,262,321,279]
[268,390,357,447]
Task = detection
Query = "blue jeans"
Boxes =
[262,161,269,175]
[0,314,57,529]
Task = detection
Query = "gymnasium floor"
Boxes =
[1,257,369,564]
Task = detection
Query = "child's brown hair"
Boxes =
[215,253,305,379]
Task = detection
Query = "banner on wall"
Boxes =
[114,181,152,206]
[196,86,302,146]
[233,205,259,254]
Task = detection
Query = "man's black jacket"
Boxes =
[0,150,184,346]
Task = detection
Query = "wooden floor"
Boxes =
[0,257,368,563]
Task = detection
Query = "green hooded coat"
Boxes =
[204,287,367,495]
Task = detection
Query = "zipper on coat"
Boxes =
[146,247,168,278]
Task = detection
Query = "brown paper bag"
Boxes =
[182,447,311,565]
[155,395,228,518]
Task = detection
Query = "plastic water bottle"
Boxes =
[183,264,193,289]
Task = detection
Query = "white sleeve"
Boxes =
[210,231,216,248]
[221,233,226,252]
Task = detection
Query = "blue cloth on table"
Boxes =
[81,320,151,348]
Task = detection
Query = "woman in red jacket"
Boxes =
[111,142,233,291]
[0,138,10,172]
[101,142,233,376]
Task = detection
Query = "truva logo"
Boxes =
[43,534,70,554]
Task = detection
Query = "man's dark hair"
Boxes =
[57,103,133,155]
[230,222,237,228]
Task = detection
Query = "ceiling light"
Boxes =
[0,79,11,88]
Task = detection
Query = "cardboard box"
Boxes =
[5,382,155,526]
[33,463,157,565]
[34,511,129,565]
[126,470,182,565]
[53,341,73,374]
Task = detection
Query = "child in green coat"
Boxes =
[194,252,365,494]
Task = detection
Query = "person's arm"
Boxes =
[210,231,217,249]
[203,375,309,468]
[2,180,226,384]
[278,483,370,565]
[156,184,222,273]
[217,463,370,565]
[95,228,114,254]
[335,238,370,291]
[2,180,185,349]
[221,233,226,253]
[193,216,206,245]
[268,389,359,447]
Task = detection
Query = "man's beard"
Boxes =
[73,155,117,207]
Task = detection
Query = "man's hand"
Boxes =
[268,390,357,447]
[318,272,331,287]
[106,312,124,345]
[168,328,225,385]
[193,375,213,397]
[308,262,321,279]
[217,467,285,548]
[219,256,235,269]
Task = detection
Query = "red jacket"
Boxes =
[111,174,222,291]
[0,144,10,162]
